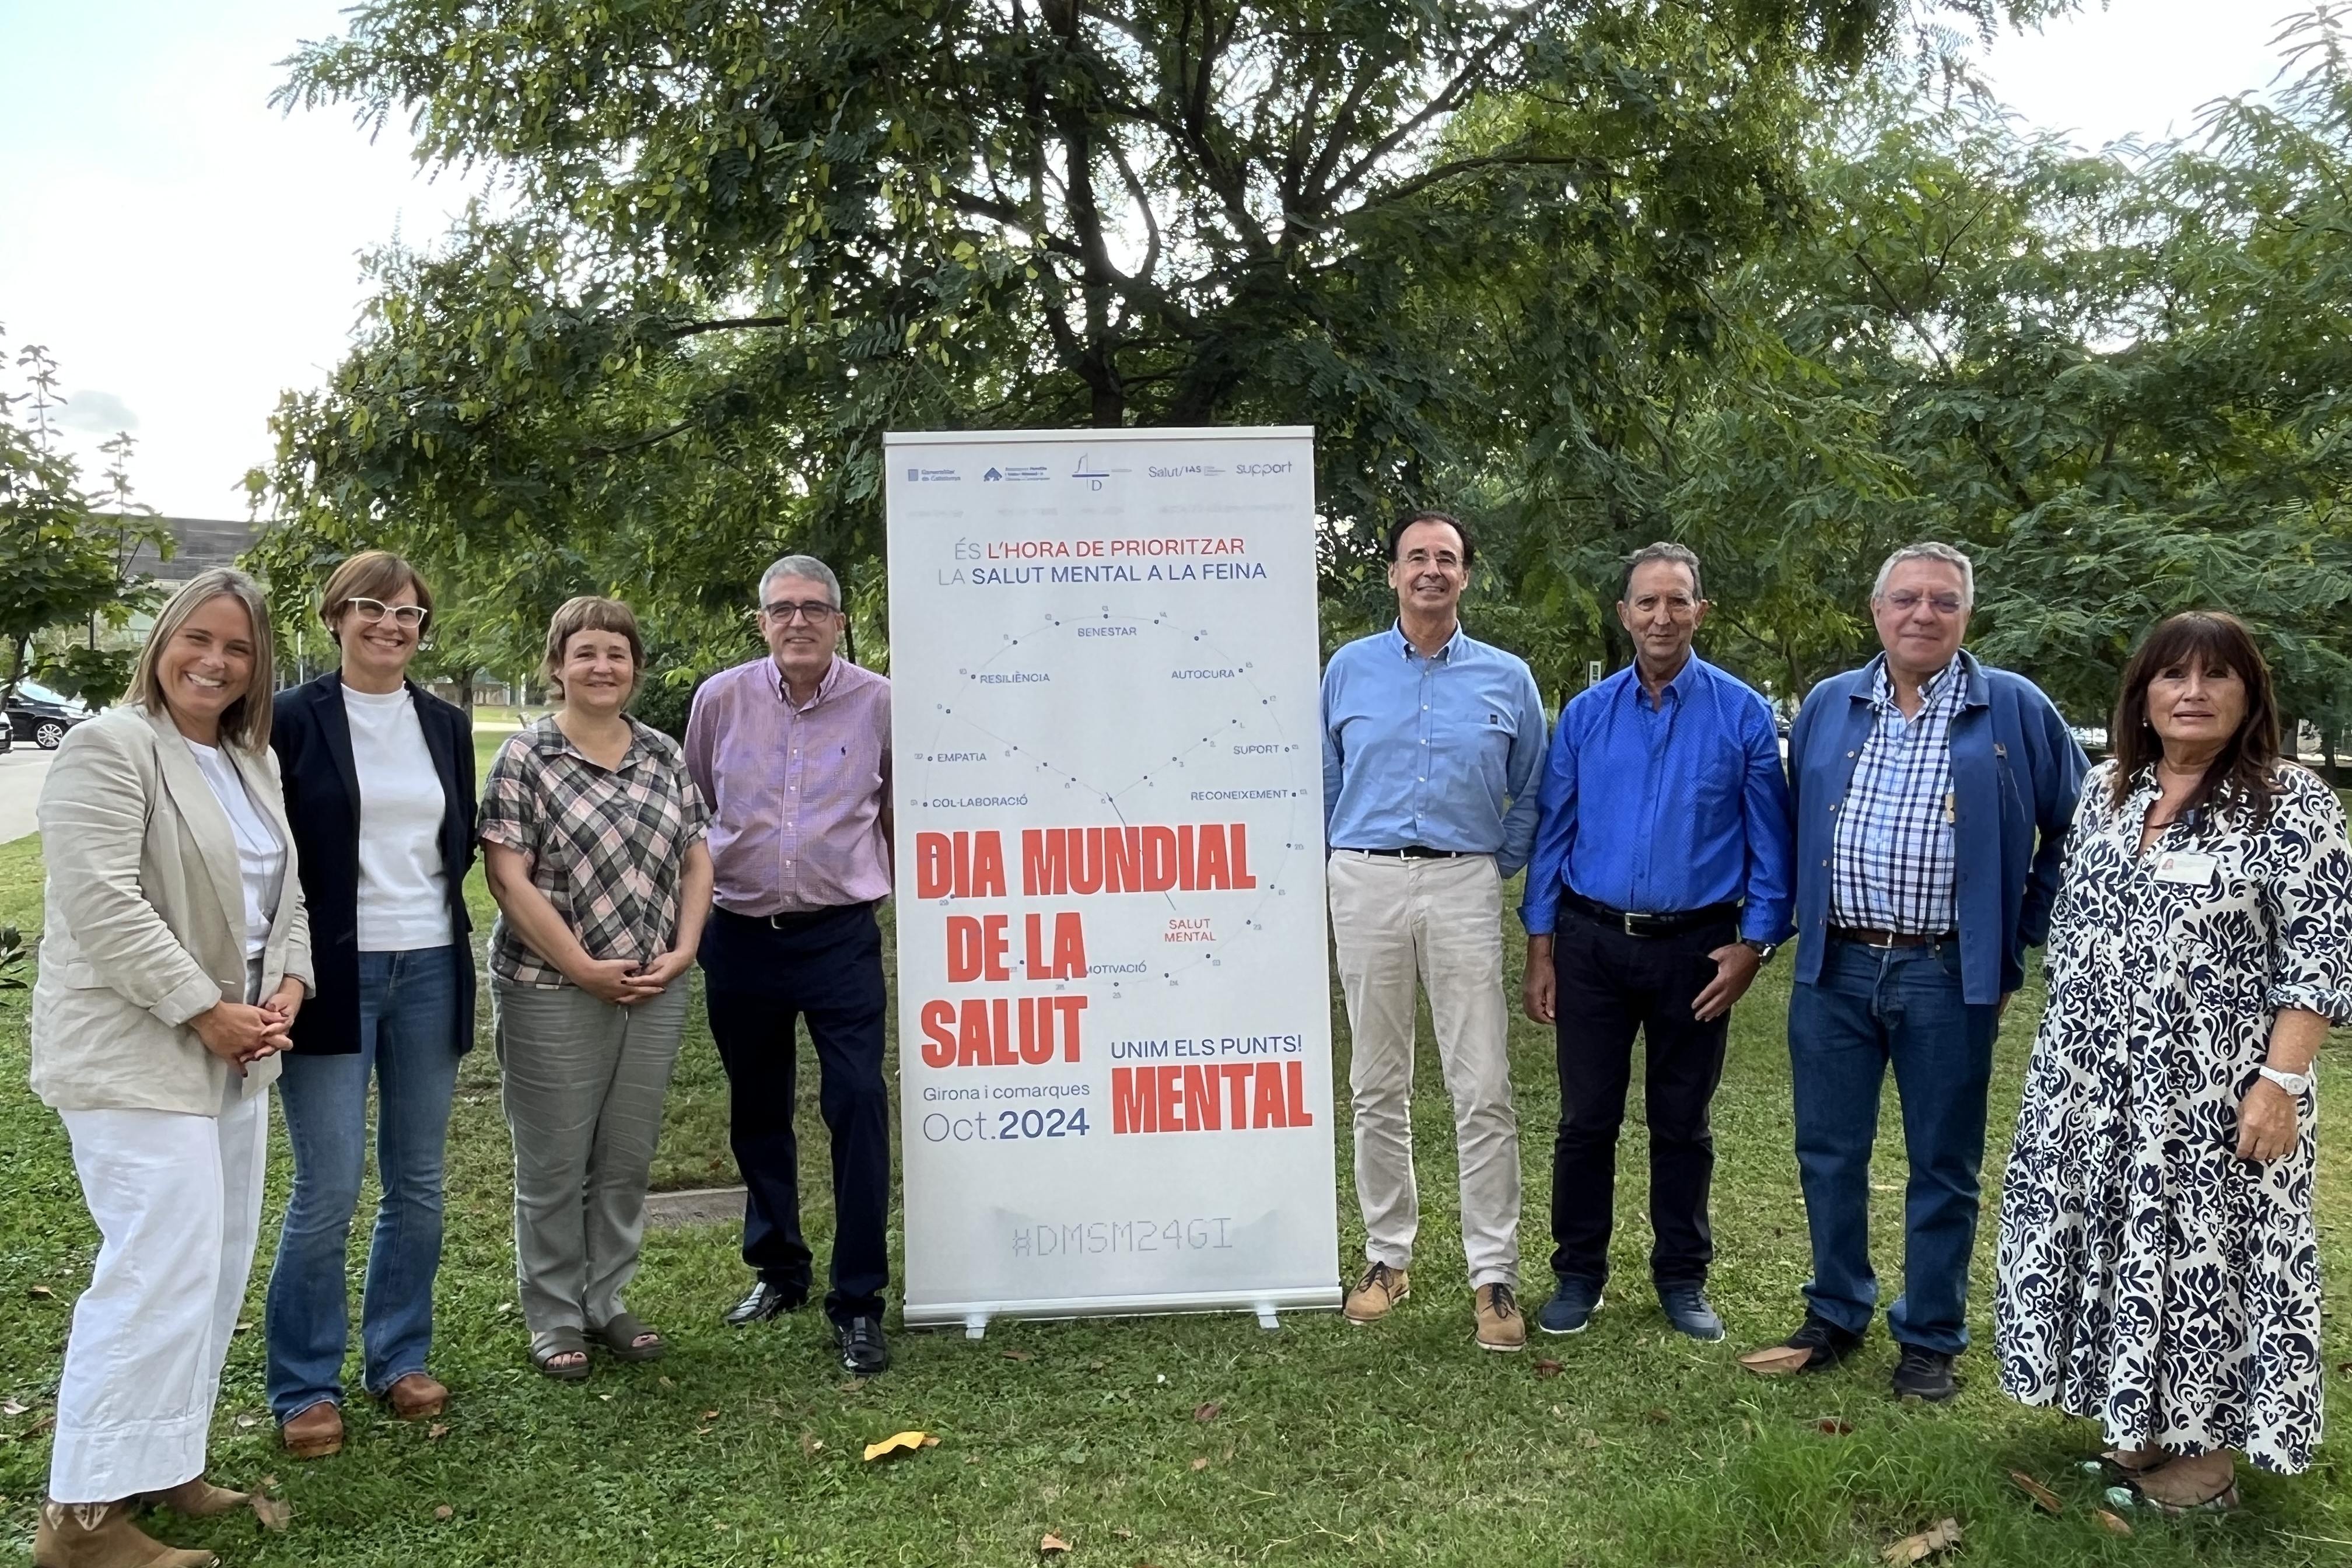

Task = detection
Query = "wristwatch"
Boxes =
[2258,1064,2315,1096]
[1741,939,1780,965]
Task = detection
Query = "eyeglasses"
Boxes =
[1881,590,1965,616]
[762,600,841,624]
[344,597,429,629]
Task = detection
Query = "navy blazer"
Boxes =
[1787,649,2088,1006]
[270,671,478,1055]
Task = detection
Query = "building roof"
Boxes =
[104,514,260,582]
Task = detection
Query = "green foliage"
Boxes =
[0,926,23,994]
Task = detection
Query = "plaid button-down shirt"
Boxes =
[1829,653,1966,935]
[479,716,710,988]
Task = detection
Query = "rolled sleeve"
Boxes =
[477,736,539,856]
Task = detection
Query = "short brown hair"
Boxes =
[319,550,434,644]
[2109,610,2284,825]
[540,596,645,700]
[128,569,277,751]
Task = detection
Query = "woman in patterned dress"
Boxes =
[1996,611,2352,1511]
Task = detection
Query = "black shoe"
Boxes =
[835,1315,890,1375]
[1741,1312,1864,1374]
[1891,1344,1957,1402]
[1656,1285,1725,1342]
[724,1279,806,1326]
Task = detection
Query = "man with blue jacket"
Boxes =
[1742,542,2086,1402]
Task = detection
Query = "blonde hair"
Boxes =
[127,569,277,751]
[319,550,434,643]
[540,596,645,700]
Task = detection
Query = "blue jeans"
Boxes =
[265,946,463,1419]
[1788,936,1999,1356]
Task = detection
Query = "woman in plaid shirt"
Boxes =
[480,597,713,1380]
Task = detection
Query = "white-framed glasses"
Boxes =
[344,596,430,629]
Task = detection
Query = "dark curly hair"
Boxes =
[2108,610,2283,826]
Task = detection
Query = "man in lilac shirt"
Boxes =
[684,554,895,1374]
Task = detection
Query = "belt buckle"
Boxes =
[1623,912,1640,937]
[1865,929,1898,950]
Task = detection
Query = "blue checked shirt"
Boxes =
[1829,653,1966,934]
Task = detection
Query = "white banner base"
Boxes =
[906,1284,1342,1333]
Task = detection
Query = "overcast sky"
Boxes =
[0,2,2312,520]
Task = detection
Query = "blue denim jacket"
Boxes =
[1788,650,2088,1005]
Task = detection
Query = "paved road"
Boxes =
[0,747,54,844]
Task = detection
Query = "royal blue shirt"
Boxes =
[1519,654,1796,942]
[1320,623,1547,877]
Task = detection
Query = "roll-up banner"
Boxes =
[884,426,1340,1331]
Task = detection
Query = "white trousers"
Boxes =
[1328,851,1520,1287]
[50,1079,267,1503]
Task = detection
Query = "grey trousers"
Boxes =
[493,978,688,1335]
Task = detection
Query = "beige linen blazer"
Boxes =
[29,705,314,1115]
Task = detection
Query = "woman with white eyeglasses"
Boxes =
[263,552,478,1461]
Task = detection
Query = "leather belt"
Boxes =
[1828,925,1956,949]
[1351,846,1469,860]
[1561,890,1741,939]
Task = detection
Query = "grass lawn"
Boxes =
[0,826,2347,1567]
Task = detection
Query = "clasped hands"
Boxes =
[572,948,694,1006]
[192,977,307,1072]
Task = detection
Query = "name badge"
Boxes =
[2152,850,2218,886]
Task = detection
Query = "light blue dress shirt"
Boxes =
[1320,622,1548,877]
[1517,654,1796,943]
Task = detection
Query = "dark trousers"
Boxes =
[1548,909,1736,1290]
[699,902,890,1325]
[1787,935,1998,1355]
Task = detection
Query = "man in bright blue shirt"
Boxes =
[1520,543,1795,1342]
[1321,510,1547,1353]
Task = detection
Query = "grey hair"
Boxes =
[758,554,842,608]
[1871,541,1975,608]
[1619,541,1703,603]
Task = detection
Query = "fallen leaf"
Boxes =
[657,1375,674,1388]
[433,1504,453,1521]
[2010,1470,2063,1514]
[1532,1359,1563,1378]
[27,1286,52,1300]
[702,1409,720,1421]
[426,1423,449,1441]
[234,1413,260,1429]
[0,1400,24,1418]
[799,1432,825,1457]
[1817,1418,1854,1435]
[1740,1344,1815,1377]
[1881,1517,1961,1565]
[1577,1429,1602,1449]
[1190,1456,1209,1471]
[234,1321,252,1334]
[1003,1349,1035,1362]
[1646,1408,1671,1424]
[695,1426,712,1437]
[20,1415,53,1437]
[250,1493,293,1532]
[1040,1533,1072,1555]
[598,1393,613,1402]
[838,1378,870,1395]
[1113,1528,1134,1541]
[496,1301,514,1314]
[862,1430,940,1462]
[257,1476,278,1491]
[1192,1402,1221,1422]
[2093,1508,2133,1537]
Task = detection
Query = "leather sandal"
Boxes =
[591,1312,665,1363]
[529,1327,593,1382]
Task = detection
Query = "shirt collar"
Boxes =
[774,654,843,710]
[1631,652,1702,709]
[1390,620,1467,663]
[534,713,649,772]
[1866,652,1964,714]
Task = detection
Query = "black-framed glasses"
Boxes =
[762,600,841,624]
[344,597,429,629]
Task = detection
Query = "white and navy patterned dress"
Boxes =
[1996,761,2352,1474]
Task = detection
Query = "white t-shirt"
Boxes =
[184,738,286,960]
[341,684,453,951]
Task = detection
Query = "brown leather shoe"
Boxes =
[1342,1261,1410,1324]
[279,1399,344,1460]
[1474,1283,1527,1352]
[136,1478,247,1518]
[34,1499,216,1567]
[380,1372,447,1420]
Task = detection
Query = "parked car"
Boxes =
[6,680,92,750]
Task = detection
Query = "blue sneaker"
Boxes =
[1538,1276,1603,1335]
[1657,1285,1725,1342]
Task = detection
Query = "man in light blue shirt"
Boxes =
[1519,543,1795,1343]
[1321,510,1546,1353]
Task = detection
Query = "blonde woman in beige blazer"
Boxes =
[30,569,312,1568]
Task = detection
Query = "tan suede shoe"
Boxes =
[1342,1261,1409,1324]
[1474,1283,1527,1352]
[380,1372,447,1420]
[279,1399,344,1460]
[34,1500,216,1567]
[136,1478,247,1518]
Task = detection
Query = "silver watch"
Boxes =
[2258,1064,2315,1096]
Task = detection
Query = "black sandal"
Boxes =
[591,1312,666,1363]
[530,1327,593,1381]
